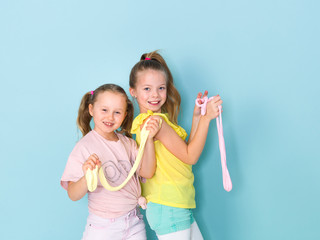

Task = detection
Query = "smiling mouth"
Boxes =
[103,122,114,127]
[148,101,161,105]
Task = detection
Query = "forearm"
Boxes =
[67,176,88,201]
[188,115,201,144]
[185,116,211,164]
[139,138,157,179]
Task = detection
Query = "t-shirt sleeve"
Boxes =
[60,143,90,191]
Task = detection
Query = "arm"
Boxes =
[155,94,223,165]
[67,154,101,201]
[155,116,210,165]
[138,117,161,179]
[188,115,200,144]
[67,177,88,201]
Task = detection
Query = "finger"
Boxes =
[197,92,202,99]
[150,121,158,129]
[87,157,95,166]
[93,153,99,160]
[84,161,94,171]
[149,118,161,126]
[146,120,156,129]
[146,123,157,131]
[202,90,208,98]
[147,120,160,130]
[91,154,100,164]
[212,95,221,102]
[88,160,96,170]
[216,99,223,106]
[148,117,157,123]
[89,157,99,167]
[147,117,157,125]
[88,154,97,161]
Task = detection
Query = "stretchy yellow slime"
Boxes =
[85,165,98,192]
[86,118,160,192]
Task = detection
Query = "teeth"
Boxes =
[149,101,159,104]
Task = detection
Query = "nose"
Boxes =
[151,89,159,98]
[107,112,114,120]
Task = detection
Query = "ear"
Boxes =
[89,104,94,116]
[129,88,136,98]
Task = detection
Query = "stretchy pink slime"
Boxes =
[195,96,232,192]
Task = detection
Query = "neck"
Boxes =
[94,129,119,141]
[104,132,118,141]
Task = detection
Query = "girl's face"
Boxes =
[130,69,167,113]
[89,91,127,140]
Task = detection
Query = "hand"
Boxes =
[145,116,162,139]
[205,95,223,120]
[194,90,209,117]
[82,153,101,175]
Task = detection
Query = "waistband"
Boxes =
[88,207,140,223]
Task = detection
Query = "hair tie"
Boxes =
[145,57,151,60]
[91,91,94,95]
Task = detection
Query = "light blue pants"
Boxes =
[146,202,203,239]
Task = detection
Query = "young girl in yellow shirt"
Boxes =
[129,51,223,239]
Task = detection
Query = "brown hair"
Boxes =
[129,50,181,124]
[76,83,134,138]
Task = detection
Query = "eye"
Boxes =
[102,109,107,112]
[159,86,166,90]
[143,87,150,91]
[115,111,121,115]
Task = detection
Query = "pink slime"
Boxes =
[195,96,232,192]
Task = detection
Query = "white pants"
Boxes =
[82,208,146,240]
[157,221,204,240]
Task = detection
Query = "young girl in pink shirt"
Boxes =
[61,83,160,240]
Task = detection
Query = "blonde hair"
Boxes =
[77,84,134,137]
[129,50,181,124]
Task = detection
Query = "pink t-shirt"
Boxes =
[61,130,141,218]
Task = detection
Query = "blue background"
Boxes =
[1,0,319,239]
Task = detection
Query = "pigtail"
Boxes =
[76,92,93,136]
[118,98,134,138]
[165,80,181,124]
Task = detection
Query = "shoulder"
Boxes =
[131,113,149,134]
[76,131,98,146]
[132,111,168,134]
[70,131,99,154]
[116,133,138,156]
[154,114,188,140]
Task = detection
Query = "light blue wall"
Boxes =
[1,1,319,239]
